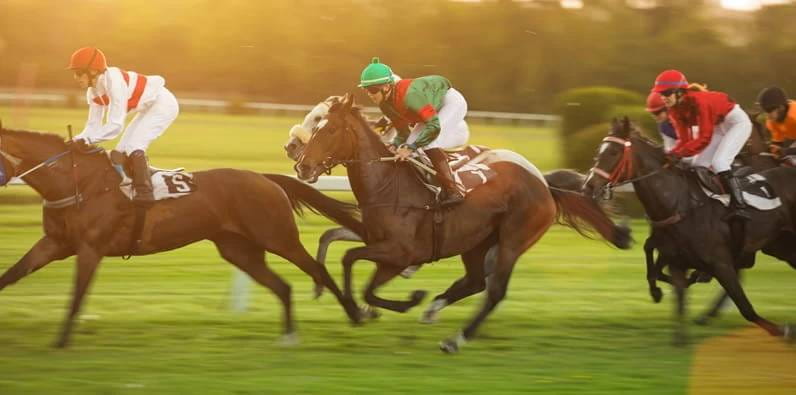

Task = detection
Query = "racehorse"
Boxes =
[285,96,627,282]
[294,94,632,352]
[0,125,363,347]
[583,117,795,344]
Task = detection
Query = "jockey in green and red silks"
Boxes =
[359,57,469,206]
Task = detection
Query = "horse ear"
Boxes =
[340,93,355,112]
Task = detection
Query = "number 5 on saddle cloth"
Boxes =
[109,150,197,201]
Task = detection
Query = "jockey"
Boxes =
[67,47,179,205]
[359,57,468,206]
[758,86,796,157]
[645,91,677,152]
[652,69,751,219]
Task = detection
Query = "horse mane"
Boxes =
[1,127,67,148]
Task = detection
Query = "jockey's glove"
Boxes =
[770,141,784,157]
[66,138,93,153]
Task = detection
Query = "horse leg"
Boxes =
[669,264,689,346]
[316,227,362,266]
[644,237,664,303]
[213,234,296,342]
[711,261,787,338]
[342,242,425,313]
[341,242,416,301]
[420,242,490,324]
[693,269,742,326]
[269,240,361,325]
[362,263,426,313]
[0,236,72,291]
[54,245,102,348]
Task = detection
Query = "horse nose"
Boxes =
[295,162,311,178]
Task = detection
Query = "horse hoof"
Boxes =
[693,315,711,326]
[650,288,663,303]
[313,284,324,300]
[420,310,438,325]
[783,323,794,342]
[360,305,381,321]
[277,332,300,347]
[439,339,459,353]
[52,339,69,349]
[410,290,428,305]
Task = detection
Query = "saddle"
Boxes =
[108,151,197,202]
[692,167,781,210]
[410,145,497,200]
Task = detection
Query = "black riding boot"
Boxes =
[129,150,155,206]
[719,170,750,221]
[425,148,465,206]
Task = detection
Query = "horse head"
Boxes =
[582,116,663,198]
[295,93,362,183]
[284,96,396,162]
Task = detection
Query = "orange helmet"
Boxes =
[645,92,665,113]
[67,47,107,72]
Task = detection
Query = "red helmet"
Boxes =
[645,92,665,113]
[67,47,107,72]
[652,69,688,93]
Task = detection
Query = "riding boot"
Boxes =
[129,150,155,206]
[425,148,465,206]
[718,170,750,221]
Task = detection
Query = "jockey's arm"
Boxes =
[75,70,128,144]
[76,98,104,140]
[671,104,715,157]
[390,122,412,147]
[403,101,441,150]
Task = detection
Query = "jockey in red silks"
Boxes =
[359,57,469,206]
[67,47,180,205]
[652,69,751,219]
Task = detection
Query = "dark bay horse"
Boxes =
[0,126,364,347]
[583,117,795,344]
[294,94,631,352]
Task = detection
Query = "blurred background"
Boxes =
[0,1,794,394]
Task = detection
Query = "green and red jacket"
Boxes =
[379,75,452,149]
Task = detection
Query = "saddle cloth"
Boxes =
[120,169,197,201]
[414,145,497,196]
[694,167,781,210]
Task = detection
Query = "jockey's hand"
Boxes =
[395,145,413,161]
[67,138,92,153]
[664,152,682,166]
[770,142,783,158]
[373,117,392,134]
[387,144,398,154]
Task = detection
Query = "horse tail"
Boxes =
[262,174,367,239]
[544,169,633,249]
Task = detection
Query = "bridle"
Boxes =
[0,135,71,181]
[590,135,665,191]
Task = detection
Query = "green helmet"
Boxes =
[359,57,394,87]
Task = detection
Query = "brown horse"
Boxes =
[0,126,364,347]
[294,94,631,352]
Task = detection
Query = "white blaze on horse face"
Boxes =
[316,118,329,132]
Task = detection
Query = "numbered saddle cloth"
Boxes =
[416,145,497,195]
[120,170,197,201]
[694,167,781,210]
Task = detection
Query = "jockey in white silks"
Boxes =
[68,47,179,205]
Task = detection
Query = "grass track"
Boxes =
[0,106,793,394]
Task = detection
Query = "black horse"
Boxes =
[295,94,631,352]
[0,125,364,347]
[583,117,795,344]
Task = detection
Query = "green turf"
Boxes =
[0,106,793,394]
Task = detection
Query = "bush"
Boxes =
[564,123,612,172]
[554,86,644,138]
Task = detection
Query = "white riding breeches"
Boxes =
[115,88,179,154]
[691,104,751,173]
[406,88,469,150]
